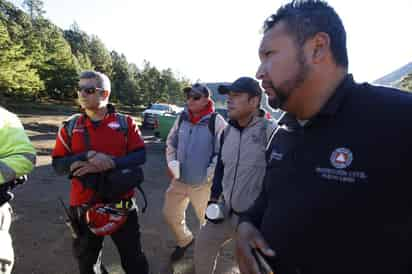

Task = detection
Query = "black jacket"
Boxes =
[240,75,412,274]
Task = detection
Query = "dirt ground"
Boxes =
[9,110,239,274]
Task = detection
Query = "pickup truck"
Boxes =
[141,103,183,128]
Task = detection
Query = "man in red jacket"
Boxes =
[52,71,148,274]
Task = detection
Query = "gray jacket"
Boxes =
[211,112,277,213]
[166,110,226,185]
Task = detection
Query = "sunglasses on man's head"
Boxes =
[77,86,104,95]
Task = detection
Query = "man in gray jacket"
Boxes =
[194,77,277,274]
[163,83,226,262]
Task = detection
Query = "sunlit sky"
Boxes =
[13,0,412,83]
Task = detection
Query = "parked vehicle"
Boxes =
[141,103,183,128]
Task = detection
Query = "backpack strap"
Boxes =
[115,113,129,136]
[60,114,82,153]
[220,125,231,147]
[214,125,230,173]
[64,114,82,139]
[208,112,218,160]
[208,112,218,136]
[177,113,184,129]
[115,113,129,153]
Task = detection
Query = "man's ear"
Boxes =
[250,96,260,108]
[309,32,331,64]
[101,90,110,100]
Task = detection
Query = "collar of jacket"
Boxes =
[79,103,117,127]
[182,99,215,124]
[228,109,265,130]
[80,103,116,115]
[278,74,356,129]
[317,73,355,117]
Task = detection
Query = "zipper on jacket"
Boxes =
[184,125,193,163]
[228,129,242,212]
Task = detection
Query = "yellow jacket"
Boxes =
[0,107,36,184]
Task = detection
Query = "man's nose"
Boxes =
[256,63,264,80]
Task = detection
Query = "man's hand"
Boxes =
[70,161,88,173]
[71,162,100,177]
[87,152,115,172]
[235,222,275,274]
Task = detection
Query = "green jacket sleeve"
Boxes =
[0,107,36,184]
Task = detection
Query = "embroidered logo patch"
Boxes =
[330,147,353,169]
[316,147,366,183]
[107,122,120,130]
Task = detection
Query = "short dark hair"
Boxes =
[263,0,348,68]
[79,71,111,92]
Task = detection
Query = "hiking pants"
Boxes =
[70,207,148,274]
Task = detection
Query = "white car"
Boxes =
[142,103,183,128]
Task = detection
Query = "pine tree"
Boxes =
[37,21,79,98]
[0,20,43,96]
[88,35,112,75]
[22,0,44,20]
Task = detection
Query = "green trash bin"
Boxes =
[155,113,178,141]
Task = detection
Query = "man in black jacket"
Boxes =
[236,1,412,274]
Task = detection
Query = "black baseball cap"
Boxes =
[183,83,211,97]
[218,77,262,97]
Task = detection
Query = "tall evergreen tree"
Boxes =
[88,35,112,75]
[64,23,93,71]
[37,20,79,98]
[0,19,43,96]
[111,51,139,105]
[22,0,44,20]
